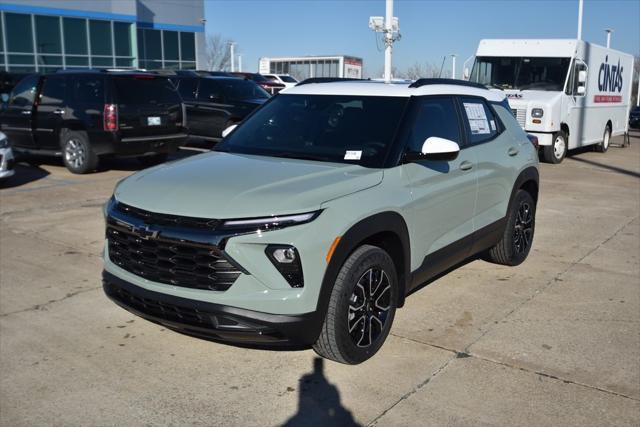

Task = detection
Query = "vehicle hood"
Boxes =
[505,90,562,109]
[114,152,383,219]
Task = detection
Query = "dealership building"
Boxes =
[259,55,363,80]
[0,0,206,72]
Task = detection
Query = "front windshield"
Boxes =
[471,56,571,91]
[219,79,270,101]
[215,94,408,168]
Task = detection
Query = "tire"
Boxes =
[596,125,611,153]
[137,152,169,168]
[61,130,98,174]
[485,190,536,266]
[542,131,568,164]
[313,245,398,365]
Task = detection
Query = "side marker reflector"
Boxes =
[326,236,342,263]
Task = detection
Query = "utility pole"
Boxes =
[451,54,457,79]
[577,0,583,40]
[369,0,400,83]
[605,29,613,48]
[229,42,236,72]
[238,55,242,72]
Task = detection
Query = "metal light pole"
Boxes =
[451,54,457,79]
[229,42,236,72]
[577,0,584,40]
[238,55,242,72]
[605,29,613,48]
[383,0,393,83]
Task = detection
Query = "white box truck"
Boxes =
[469,39,634,163]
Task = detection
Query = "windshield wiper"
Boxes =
[273,152,332,162]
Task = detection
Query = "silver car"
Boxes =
[0,131,15,180]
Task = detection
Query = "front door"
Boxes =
[401,96,478,277]
[0,74,39,149]
[194,79,230,139]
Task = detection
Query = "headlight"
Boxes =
[0,133,9,149]
[531,108,544,118]
[220,211,321,231]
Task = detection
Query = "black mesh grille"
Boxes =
[107,225,240,291]
[116,202,220,230]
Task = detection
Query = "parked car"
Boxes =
[263,74,299,89]
[629,106,640,129]
[0,131,15,180]
[228,72,285,95]
[0,70,187,174]
[170,75,270,142]
[102,78,539,364]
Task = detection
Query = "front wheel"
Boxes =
[485,189,536,266]
[313,245,398,365]
[542,131,567,164]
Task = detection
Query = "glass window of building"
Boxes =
[180,32,195,61]
[6,13,34,53]
[63,18,88,55]
[89,20,112,56]
[35,16,62,54]
[163,31,179,61]
[114,22,132,57]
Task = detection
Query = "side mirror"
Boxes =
[578,70,587,83]
[576,85,586,95]
[405,137,460,162]
[221,124,238,138]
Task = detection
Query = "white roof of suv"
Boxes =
[284,79,506,102]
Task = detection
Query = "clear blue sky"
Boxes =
[204,0,640,77]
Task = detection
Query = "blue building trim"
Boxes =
[136,21,204,33]
[0,2,136,22]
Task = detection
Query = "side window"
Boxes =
[406,97,461,152]
[177,78,198,101]
[460,97,499,144]
[40,76,66,106]
[71,76,104,104]
[197,79,222,102]
[9,75,39,109]
[572,61,587,96]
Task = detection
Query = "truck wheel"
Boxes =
[596,125,611,153]
[61,131,98,174]
[485,189,536,266]
[137,153,169,168]
[542,131,567,164]
[313,245,398,365]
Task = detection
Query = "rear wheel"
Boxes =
[596,125,611,153]
[485,190,536,266]
[61,131,98,174]
[313,245,398,365]
[542,131,567,164]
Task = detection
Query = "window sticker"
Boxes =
[490,120,496,131]
[344,150,362,160]
[464,102,491,135]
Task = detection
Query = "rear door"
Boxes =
[112,75,183,139]
[193,78,229,138]
[34,75,67,149]
[0,74,39,148]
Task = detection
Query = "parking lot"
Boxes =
[1,133,639,425]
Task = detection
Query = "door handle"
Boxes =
[53,109,65,115]
[460,161,474,171]
[507,147,519,156]
[21,110,32,115]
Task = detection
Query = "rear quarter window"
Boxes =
[460,97,500,144]
[113,76,181,105]
[69,76,104,104]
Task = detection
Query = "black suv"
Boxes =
[170,75,270,142]
[0,70,187,174]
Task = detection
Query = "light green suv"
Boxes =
[103,78,539,364]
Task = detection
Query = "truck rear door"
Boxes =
[112,75,184,140]
[0,74,39,149]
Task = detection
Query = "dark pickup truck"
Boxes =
[0,70,188,173]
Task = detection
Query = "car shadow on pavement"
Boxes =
[567,155,640,179]
[0,163,50,189]
[282,358,360,427]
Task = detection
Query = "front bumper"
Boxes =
[526,132,554,146]
[103,270,322,346]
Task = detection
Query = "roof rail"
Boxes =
[296,77,371,86]
[409,78,487,90]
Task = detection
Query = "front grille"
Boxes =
[116,202,220,230]
[107,224,241,291]
[108,281,213,328]
[512,108,526,128]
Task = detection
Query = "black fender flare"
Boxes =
[307,211,411,342]
[508,167,539,211]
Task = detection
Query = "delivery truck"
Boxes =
[469,39,634,163]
